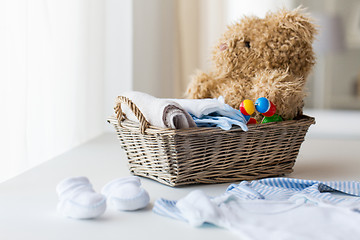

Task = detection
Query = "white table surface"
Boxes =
[1,132,360,240]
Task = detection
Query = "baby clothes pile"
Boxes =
[119,91,248,131]
[57,175,360,239]
[153,177,360,240]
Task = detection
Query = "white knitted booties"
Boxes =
[56,176,106,219]
[101,176,150,211]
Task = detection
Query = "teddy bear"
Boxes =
[186,8,317,121]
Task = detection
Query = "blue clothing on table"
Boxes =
[153,178,360,240]
[153,177,360,221]
[225,177,360,203]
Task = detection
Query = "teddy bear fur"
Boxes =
[186,8,317,121]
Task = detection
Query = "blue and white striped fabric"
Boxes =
[226,178,360,204]
[186,96,248,131]
[153,177,360,222]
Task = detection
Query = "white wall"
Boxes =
[132,0,177,98]
[226,0,294,22]
[295,0,360,110]
[104,0,178,133]
[104,0,133,131]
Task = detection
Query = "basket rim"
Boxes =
[107,115,315,136]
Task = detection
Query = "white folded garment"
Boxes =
[119,91,196,129]
[178,190,360,240]
[170,96,236,118]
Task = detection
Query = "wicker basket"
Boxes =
[108,96,315,187]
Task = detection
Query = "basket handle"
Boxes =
[114,96,150,134]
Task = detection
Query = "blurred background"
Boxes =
[1,0,360,182]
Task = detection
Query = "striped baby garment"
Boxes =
[153,178,360,240]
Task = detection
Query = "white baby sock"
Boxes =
[56,176,106,219]
[101,176,150,211]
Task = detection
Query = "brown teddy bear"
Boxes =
[186,8,317,121]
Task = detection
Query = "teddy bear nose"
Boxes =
[219,43,228,51]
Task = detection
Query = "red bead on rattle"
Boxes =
[247,118,257,124]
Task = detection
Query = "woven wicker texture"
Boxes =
[108,96,315,187]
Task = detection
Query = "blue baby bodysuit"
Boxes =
[153,178,360,240]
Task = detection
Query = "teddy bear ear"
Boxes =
[267,7,318,44]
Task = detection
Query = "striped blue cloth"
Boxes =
[188,96,248,131]
[153,177,360,221]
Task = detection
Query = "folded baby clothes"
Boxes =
[190,114,247,131]
[119,91,196,129]
[101,176,150,211]
[170,97,235,118]
[171,96,248,131]
[119,91,247,131]
[56,176,106,219]
[153,178,360,240]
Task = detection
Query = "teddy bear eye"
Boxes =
[244,41,251,48]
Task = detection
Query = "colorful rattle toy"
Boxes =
[255,97,276,117]
[240,97,283,124]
